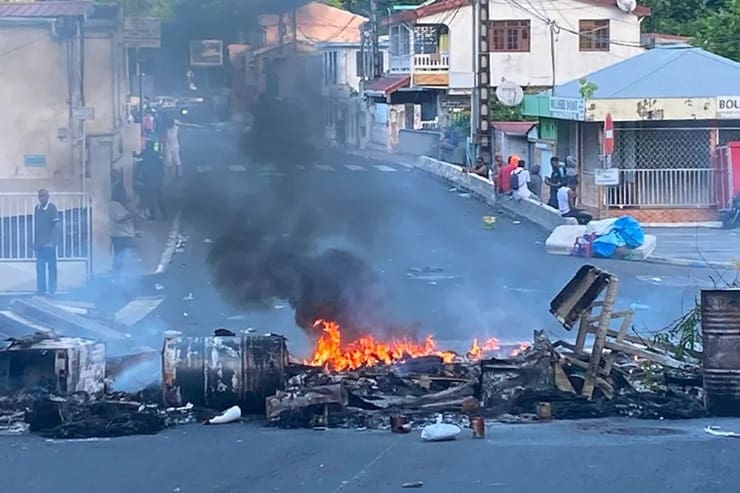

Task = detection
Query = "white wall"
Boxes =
[418,5,474,89]
[0,25,78,192]
[417,0,642,89]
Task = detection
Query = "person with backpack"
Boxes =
[497,155,519,194]
[510,160,532,200]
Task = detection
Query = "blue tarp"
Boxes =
[592,216,645,258]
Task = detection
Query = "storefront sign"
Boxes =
[717,96,740,119]
[594,168,619,186]
[549,97,585,121]
[190,40,224,67]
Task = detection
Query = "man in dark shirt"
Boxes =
[34,189,60,296]
[545,156,565,208]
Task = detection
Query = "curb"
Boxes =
[642,255,736,270]
[339,149,415,169]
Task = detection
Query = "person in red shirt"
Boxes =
[497,155,520,193]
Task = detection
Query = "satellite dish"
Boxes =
[616,0,637,13]
[495,80,524,107]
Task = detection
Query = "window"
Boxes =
[579,20,610,51]
[490,20,530,52]
[356,50,363,77]
[390,25,410,56]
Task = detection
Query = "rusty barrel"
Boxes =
[470,416,485,438]
[162,333,288,414]
[702,289,740,416]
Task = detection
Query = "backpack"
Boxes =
[509,169,521,191]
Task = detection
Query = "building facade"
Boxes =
[0,2,131,291]
[376,0,648,129]
[522,46,740,224]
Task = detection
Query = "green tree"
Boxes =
[695,0,740,60]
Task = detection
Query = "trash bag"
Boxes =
[592,230,625,258]
[612,215,644,249]
[420,416,461,442]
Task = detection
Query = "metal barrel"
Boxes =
[162,333,288,414]
[701,289,740,416]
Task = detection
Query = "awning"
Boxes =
[363,75,410,97]
[492,122,537,137]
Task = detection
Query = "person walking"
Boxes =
[164,117,182,179]
[141,141,166,220]
[33,189,60,296]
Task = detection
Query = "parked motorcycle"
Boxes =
[720,194,740,229]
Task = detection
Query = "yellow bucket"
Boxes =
[483,216,496,229]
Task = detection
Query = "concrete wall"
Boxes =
[398,129,441,156]
[0,23,80,193]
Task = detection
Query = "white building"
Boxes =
[316,40,389,148]
[374,0,649,123]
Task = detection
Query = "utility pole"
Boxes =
[475,0,492,166]
[369,0,381,78]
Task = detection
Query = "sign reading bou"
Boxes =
[717,96,740,119]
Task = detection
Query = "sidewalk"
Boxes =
[341,146,419,168]
[643,227,740,270]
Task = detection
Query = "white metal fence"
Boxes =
[0,193,92,268]
[413,52,449,71]
[606,168,722,207]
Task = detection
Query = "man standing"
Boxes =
[511,160,533,200]
[497,155,519,194]
[34,189,60,296]
[164,117,182,179]
[545,157,565,208]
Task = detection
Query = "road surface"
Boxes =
[129,125,726,359]
[1,418,739,493]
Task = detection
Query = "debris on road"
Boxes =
[401,481,424,488]
[206,405,242,425]
[420,416,461,442]
[705,425,740,438]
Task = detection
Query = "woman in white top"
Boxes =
[512,160,533,200]
[557,176,592,225]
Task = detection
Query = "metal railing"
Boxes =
[389,53,450,73]
[0,192,92,262]
[606,168,723,207]
[413,52,449,71]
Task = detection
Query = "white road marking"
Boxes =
[315,164,334,171]
[260,164,276,171]
[196,166,212,173]
[229,165,247,172]
[345,165,364,171]
[296,164,307,170]
[373,164,397,172]
[154,211,182,275]
[114,296,166,326]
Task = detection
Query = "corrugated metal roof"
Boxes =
[364,75,410,95]
[0,1,92,18]
[551,46,740,99]
[493,122,537,136]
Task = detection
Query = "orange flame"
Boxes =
[306,320,523,372]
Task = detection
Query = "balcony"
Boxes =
[388,23,450,86]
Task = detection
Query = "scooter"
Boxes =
[720,194,740,229]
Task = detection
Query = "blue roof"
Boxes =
[551,45,740,99]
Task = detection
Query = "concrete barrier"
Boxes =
[414,156,577,230]
[398,129,441,157]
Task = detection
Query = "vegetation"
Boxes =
[643,0,740,60]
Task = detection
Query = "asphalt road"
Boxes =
[133,125,729,359]
[2,418,740,493]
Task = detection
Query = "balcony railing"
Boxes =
[413,52,449,71]
[584,168,725,208]
[389,52,450,74]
